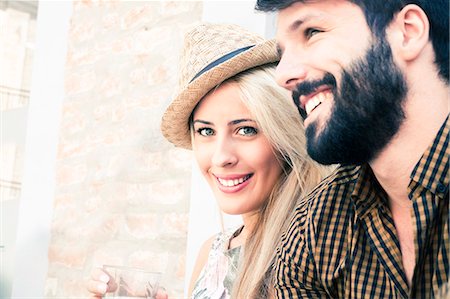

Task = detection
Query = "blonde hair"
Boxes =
[188,64,331,298]
[225,64,330,298]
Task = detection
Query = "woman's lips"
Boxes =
[215,173,253,194]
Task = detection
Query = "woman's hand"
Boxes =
[86,267,117,298]
[86,267,169,299]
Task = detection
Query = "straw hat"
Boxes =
[161,23,279,149]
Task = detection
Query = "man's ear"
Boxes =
[389,4,430,61]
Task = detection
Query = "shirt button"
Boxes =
[437,183,447,193]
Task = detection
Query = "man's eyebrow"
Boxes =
[289,13,320,32]
[277,15,314,56]
[289,18,305,32]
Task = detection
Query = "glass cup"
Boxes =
[102,265,162,299]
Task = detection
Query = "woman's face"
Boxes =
[192,83,282,218]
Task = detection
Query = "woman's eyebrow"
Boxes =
[193,119,213,125]
[193,118,255,126]
[229,119,256,125]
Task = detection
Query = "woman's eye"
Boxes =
[237,126,257,136]
[197,127,214,136]
[305,28,321,39]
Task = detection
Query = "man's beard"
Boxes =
[293,36,408,165]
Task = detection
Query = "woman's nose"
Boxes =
[211,138,238,168]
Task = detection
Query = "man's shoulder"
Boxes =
[291,164,360,225]
[281,164,361,265]
[307,164,360,203]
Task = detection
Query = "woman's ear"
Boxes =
[388,4,430,61]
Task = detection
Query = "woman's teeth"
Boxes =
[218,175,250,187]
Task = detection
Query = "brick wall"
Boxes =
[45,1,202,297]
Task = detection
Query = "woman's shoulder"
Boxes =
[188,234,217,297]
[199,235,216,255]
[197,226,241,259]
[211,226,243,251]
[189,227,243,298]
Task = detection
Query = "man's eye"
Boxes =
[237,126,258,136]
[197,128,214,136]
[305,28,321,39]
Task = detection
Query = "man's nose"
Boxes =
[275,52,308,91]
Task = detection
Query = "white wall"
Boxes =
[11,1,72,297]
[184,1,276,294]
[9,1,277,297]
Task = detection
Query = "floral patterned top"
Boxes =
[191,226,244,299]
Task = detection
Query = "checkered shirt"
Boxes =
[274,117,449,298]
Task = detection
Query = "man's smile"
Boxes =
[302,89,333,116]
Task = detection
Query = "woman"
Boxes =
[88,23,329,298]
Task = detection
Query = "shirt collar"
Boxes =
[352,116,449,216]
[351,164,385,219]
[410,116,449,198]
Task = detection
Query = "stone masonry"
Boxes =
[45,1,202,297]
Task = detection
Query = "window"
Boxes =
[0,1,38,298]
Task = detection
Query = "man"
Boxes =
[255,0,449,298]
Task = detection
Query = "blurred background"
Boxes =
[0,1,275,298]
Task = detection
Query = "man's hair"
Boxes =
[256,0,449,82]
